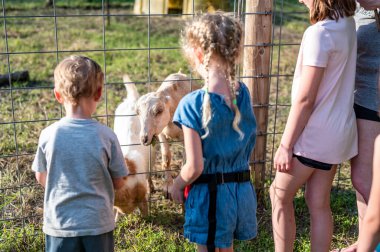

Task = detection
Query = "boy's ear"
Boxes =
[94,86,102,101]
[54,88,64,104]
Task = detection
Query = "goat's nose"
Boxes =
[141,134,149,145]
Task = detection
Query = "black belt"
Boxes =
[192,170,251,252]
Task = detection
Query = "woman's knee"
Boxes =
[351,171,371,198]
[304,190,330,214]
[270,182,294,206]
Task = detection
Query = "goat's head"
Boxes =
[136,92,171,146]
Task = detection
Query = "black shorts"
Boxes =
[293,154,333,171]
[354,103,380,122]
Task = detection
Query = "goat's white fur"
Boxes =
[113,75,155,221]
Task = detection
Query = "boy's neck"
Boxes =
[63,97,95,119]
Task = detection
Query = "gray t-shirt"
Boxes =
[354,7,380,111]
[32,117,128,237]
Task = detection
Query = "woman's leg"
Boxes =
[344,119,380,252]
[304,166,337,252]
[197,244,233,252]
[351,119,380,203]
[270,157,315,252]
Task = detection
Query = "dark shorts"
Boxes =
[354,103,380,122]
[293,154,333,171]
[45,231,114,252]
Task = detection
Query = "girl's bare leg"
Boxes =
[305,165,337,252]
[270,157,314,252]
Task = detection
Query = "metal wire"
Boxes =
[0,0,312,248]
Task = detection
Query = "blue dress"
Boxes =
[173,82,257,248]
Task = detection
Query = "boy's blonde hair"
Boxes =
[182,12,244,139]
[310,0,356,24]
[54,55,104,106]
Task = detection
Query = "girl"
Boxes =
[270,0,357,251]
[169,12,257,252]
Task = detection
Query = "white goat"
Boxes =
[113,75,155,220]
[136,72,195,190]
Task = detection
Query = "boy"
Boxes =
[32,55,128,252]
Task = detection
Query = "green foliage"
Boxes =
[0,223,44,252]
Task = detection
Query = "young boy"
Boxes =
[32,55,128,252]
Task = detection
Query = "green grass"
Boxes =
[0,1,360,251]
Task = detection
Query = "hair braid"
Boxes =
[201,49,212,139]
[182,12,244,139]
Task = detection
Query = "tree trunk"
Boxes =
[243,0,273,201]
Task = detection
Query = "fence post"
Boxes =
[243,0,273,200]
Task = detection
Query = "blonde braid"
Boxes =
[215,14,243,140]
[228,64,244,140]
[201,50,212,139]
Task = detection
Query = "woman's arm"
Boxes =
[274,66,325,172]
[169,125,204,203]
[357,135,380,252]
[35,171,47,187]
[357,0,380,10]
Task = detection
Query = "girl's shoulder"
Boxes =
[180,89,204,105]
[307,16,355,33]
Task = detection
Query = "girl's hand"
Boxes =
[168,177,185,204]
[274,144,293,172]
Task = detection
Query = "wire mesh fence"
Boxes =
[0,0,356,251]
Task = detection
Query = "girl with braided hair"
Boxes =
[169,12,257,252]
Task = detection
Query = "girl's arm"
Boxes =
[357,135,380,252]
[169,125,204,203]
[274,66,325,172]
[35,171,47,187]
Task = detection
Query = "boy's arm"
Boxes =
[357,135,380,252]
[35,171,47,188]
[112,177,125,190]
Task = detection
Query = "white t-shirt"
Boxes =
[292,16,358,164]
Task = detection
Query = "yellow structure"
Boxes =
[134,0,182,14]
[133,0,232,15]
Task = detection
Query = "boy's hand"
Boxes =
[274,144,293,172]
[35,171,47,188]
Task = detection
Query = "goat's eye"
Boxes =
[154,109,163,116]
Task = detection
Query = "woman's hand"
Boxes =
[168,176,185,204]
[274,144,293,172]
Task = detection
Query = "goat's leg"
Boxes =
[114,208,120,223]
[148,176,155,194]
[138,201,148,217]
[158,134,173,198]
[148,146,156,194]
